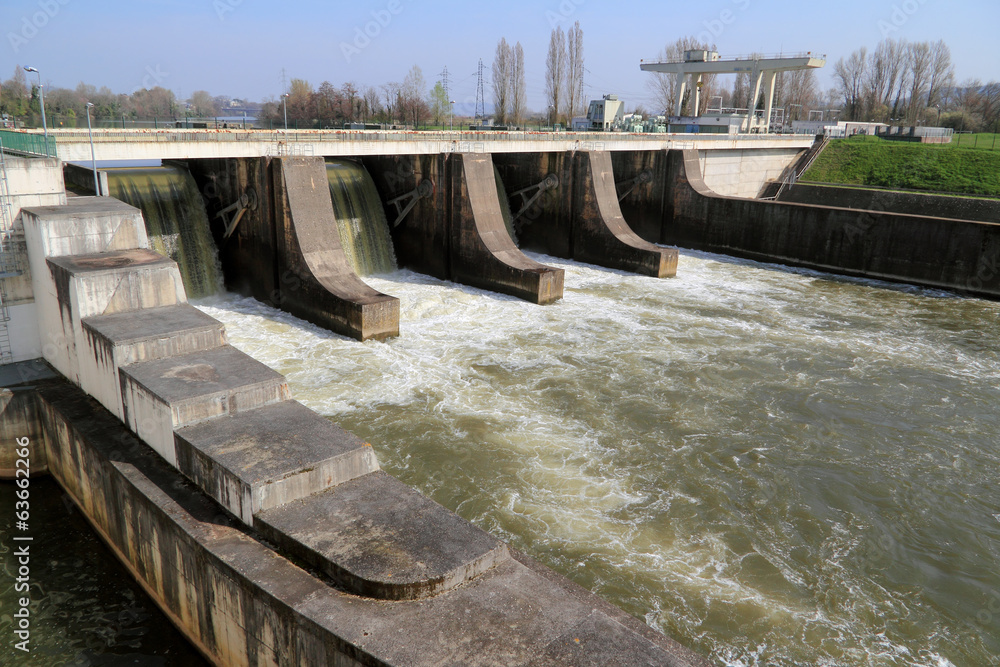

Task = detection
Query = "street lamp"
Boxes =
[449,100,455,131]
[23,66,47,153]
[85,103,99,196]
[282,93,289,131]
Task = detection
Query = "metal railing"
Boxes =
[36,127,813,147]
[0,129,57,157]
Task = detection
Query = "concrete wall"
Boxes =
[0,386,47,478]
[63,162,108,196]
[666,149,1000,297]
[698,147,804,198]
[1,156,65,364]
[779,183,1000,223]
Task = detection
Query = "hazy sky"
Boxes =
[2,0,998,113]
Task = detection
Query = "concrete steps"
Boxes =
[81,304,227,420]
[47,248,187,319]
[174,400,379,526]
[255,470,509,600]
[119,345,291,466]
[24,198,519,606]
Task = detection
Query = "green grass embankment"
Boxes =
[801,136,1000,197]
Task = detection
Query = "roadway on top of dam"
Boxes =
[32,128,814,162]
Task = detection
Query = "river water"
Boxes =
[193,249,1000,666]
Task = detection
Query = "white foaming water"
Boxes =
[196,250,1000,666]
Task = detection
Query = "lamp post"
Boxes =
[282,93,289,131]
[85,102,99,196]
[23,66,47,153]
[449,100,455,131]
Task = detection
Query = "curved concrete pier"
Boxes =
[452,153,564,304]
[573,151,677,277]
[273,157,399,341]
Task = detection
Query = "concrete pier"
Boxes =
[272,157,400,340]
[572,151,677,277]
[451,153,564,304]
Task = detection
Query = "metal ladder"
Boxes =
[0,139,18,365]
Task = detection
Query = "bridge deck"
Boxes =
[15,128,813,162]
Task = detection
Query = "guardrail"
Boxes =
[30,128,813,146]
[0,130,57,157]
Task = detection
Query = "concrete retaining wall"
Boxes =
[779,183,1000,223]
[1,156,65,363]
[699,147,803,198]
[666,149,1000,297]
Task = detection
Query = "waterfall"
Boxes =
[493,164,518,245]
[325,160,397,276]
[107,166,222,299]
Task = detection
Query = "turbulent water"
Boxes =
[325,160,397,276]
[196,250,1000,667]
[107,166,222,298]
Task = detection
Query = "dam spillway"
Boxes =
[4,133,1000,665]
[198,250,1000,667]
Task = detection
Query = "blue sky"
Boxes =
[2,0,998,113]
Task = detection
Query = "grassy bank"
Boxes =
[802,136,1000,197]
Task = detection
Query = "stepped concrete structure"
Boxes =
[1,186,712,665]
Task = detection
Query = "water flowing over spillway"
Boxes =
[325,160,397,276]
[107,166,222,299]
[197,250,1000,667]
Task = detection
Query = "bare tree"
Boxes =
[566,21,584,119]
[544,27,566,124]
[511,42,526,127]
[863,39,905,120]
[906,41,932,123]
[833,47,867,120]
[926,40,955,110]
[492,38,512,125]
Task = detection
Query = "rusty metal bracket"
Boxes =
[215,189,258,243]
[509,174,559,226]
[387,179,434,228]
[616,170,652,202]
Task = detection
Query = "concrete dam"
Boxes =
[3,129,1000,665]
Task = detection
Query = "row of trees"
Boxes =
[544,22,585,125]
[832,38,1000,132]
[491,39,526,126]
[1,65,252,127]
[833,39,954,124]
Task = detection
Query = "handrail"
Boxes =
[0,129,57,157]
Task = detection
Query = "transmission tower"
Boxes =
[440,66,451,101]
[474,59,486,124]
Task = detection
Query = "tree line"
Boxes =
[833,38,1000,132]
